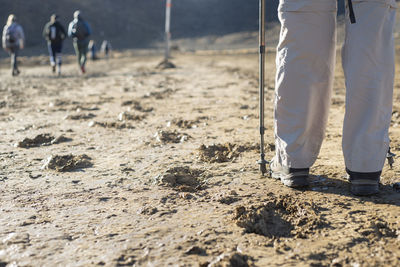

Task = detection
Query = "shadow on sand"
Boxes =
[303,175,400,206]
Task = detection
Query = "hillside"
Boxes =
[0,0,272,50]
[5,0,400,57]
[0,0,354,53]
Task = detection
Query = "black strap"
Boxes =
[348,0,356,24]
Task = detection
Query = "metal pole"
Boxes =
[165,0,172,60]
[258,0,268,175]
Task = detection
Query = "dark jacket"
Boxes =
[68,18,91,43]
[43,21,66,44]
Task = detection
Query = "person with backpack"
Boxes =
[269,0,397,196]
[2,14,25,76]
[68,10,91,74]
[43,14,66,76]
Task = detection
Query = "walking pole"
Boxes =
[157,0,175,69]
[258,0,268,175]
[165,0,172,60]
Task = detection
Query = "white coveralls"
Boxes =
[274,0,397,173]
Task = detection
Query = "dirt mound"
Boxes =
[167,119,200,129]
[184,246,207,256]
[214,190,240,205]
[137,206,159,216]
[114,254,136,266]
[16,134,71,148]
[0,101,7,109]
[89,121,135,130]
[121,100,153,113]
[154,130,190,144]
[156,60,176,70]
[198,143,257,163]
[207,252,251,267]
[118,112,147,121]
[42,154,92,172]
[357,217,398,240]
[143,88,177,100]
[154,166,205,192]
[65,113,97,120]
[48,99,74,108]
[75,106,100,112]
[233,195,325,238]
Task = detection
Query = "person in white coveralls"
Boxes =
[270,0,397,196]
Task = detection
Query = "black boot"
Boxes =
[347,169,381,196]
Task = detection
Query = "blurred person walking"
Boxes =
[43,14,66,76]
[68,10,91,74]
[2,14,25,76]
[269,0,397,196]
[100,40,112,59]
[88,40,97,61]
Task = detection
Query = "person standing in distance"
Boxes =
[43,14,66,76]
[68,10,91,74]
[2,14,25,76]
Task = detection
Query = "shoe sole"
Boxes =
[350,184,379,196]
[349,179,379,196]
[282,175,309,188]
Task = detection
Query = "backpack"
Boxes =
[72,20,89,41]
[5,25,18,47]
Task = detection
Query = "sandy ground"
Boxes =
[0,50,399,267]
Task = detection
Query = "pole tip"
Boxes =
[258,159,268,176]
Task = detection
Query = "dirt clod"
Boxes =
[156,59,176,70]
[115,254,136,266]
[214,191,240,205]
[42,154,92,172]
[208,252,250,267]
[167,119,199,129]
[89,121,135,129]
[234,195,325,238]
[184,246,207,256]
[118,111,146,121]
[143,88,176,100]
[16,133,71,148]
[137,206,158,215]
[121,100,153,113]
[198,143,257,163]
[357,217,398,240]
[154,167,205,191]
[154,130,190,144]
[65,113,96,120]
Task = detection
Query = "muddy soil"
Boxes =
[198,143,258,163]
[42,154,93,172]
[0,51,399,266]
[16,133,71,148]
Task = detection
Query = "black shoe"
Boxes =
[347,169,381,196]
[52,65,56,73]
[12,69,19,76]
[270,158,309,188]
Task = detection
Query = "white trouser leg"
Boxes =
[342,0,396,173]
[275,0,337,168]
[56,53,62,66]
